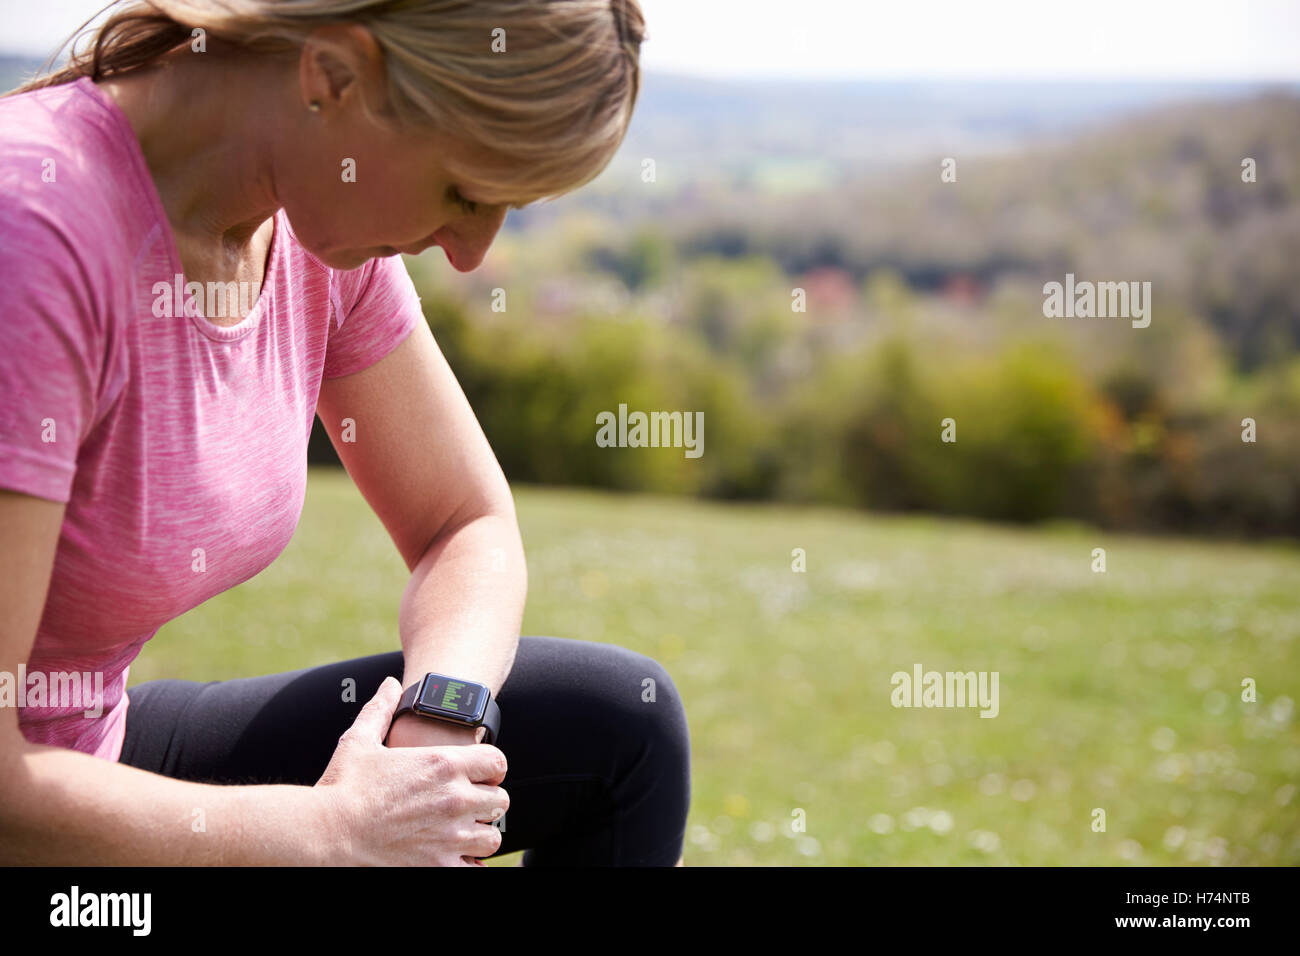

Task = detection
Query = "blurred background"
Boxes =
[5,0,1298,865]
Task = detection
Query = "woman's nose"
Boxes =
[435,209,508,272]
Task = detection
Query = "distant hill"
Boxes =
[617,73,1295,177]
[637,91,1300,368]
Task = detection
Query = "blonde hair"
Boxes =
[11,0,646,206]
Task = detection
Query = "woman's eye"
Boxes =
[451,189,478,215]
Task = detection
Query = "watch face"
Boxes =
[416,675,486,723]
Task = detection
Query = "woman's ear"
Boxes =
[298,23,388,115]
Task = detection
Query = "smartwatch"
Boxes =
[388,673,501,745]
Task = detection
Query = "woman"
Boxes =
[0,0,690,866]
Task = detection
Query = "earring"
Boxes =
[308,100,321,112]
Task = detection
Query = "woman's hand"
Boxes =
[313,676,509,866]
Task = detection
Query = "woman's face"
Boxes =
[278,29,521,272]
[278,115,515,272]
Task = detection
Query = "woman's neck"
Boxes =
[96,47,289,252]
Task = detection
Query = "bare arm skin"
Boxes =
[316,314,528,752]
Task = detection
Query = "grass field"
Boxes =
[131,468,1300,865]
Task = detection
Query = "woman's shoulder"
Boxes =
[0,78,162,269]
[0,79,169,340]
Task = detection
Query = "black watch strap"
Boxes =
[391,678,500,745]
[479,696,501,744]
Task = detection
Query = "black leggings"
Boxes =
[118,636,691,866]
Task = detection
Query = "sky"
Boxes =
[1,0,1298,80]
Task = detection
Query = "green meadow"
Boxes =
[132,469,1300,865]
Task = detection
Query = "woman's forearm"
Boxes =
[0,740,336,865]
[396,509,527,695]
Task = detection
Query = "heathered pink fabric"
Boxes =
[0,78,423,760]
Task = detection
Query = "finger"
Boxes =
[467,783,509,823]
[452,743,509,785]
[345,675,403,746]
[462,821,503,859]
[447,850,487,867]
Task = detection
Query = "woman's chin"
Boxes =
[315,248,381,271]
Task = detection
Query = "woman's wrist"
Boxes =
[305,783,352,866]
[386,712,482,748]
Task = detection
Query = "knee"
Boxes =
[629,651,683,715]
[514,636,690,769]
[604,647,690,766]
[604,649,692,838]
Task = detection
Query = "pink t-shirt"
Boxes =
[0,77,423,760]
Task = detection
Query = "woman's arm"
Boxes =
[315,315,528,748]
[3,742,332,866]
